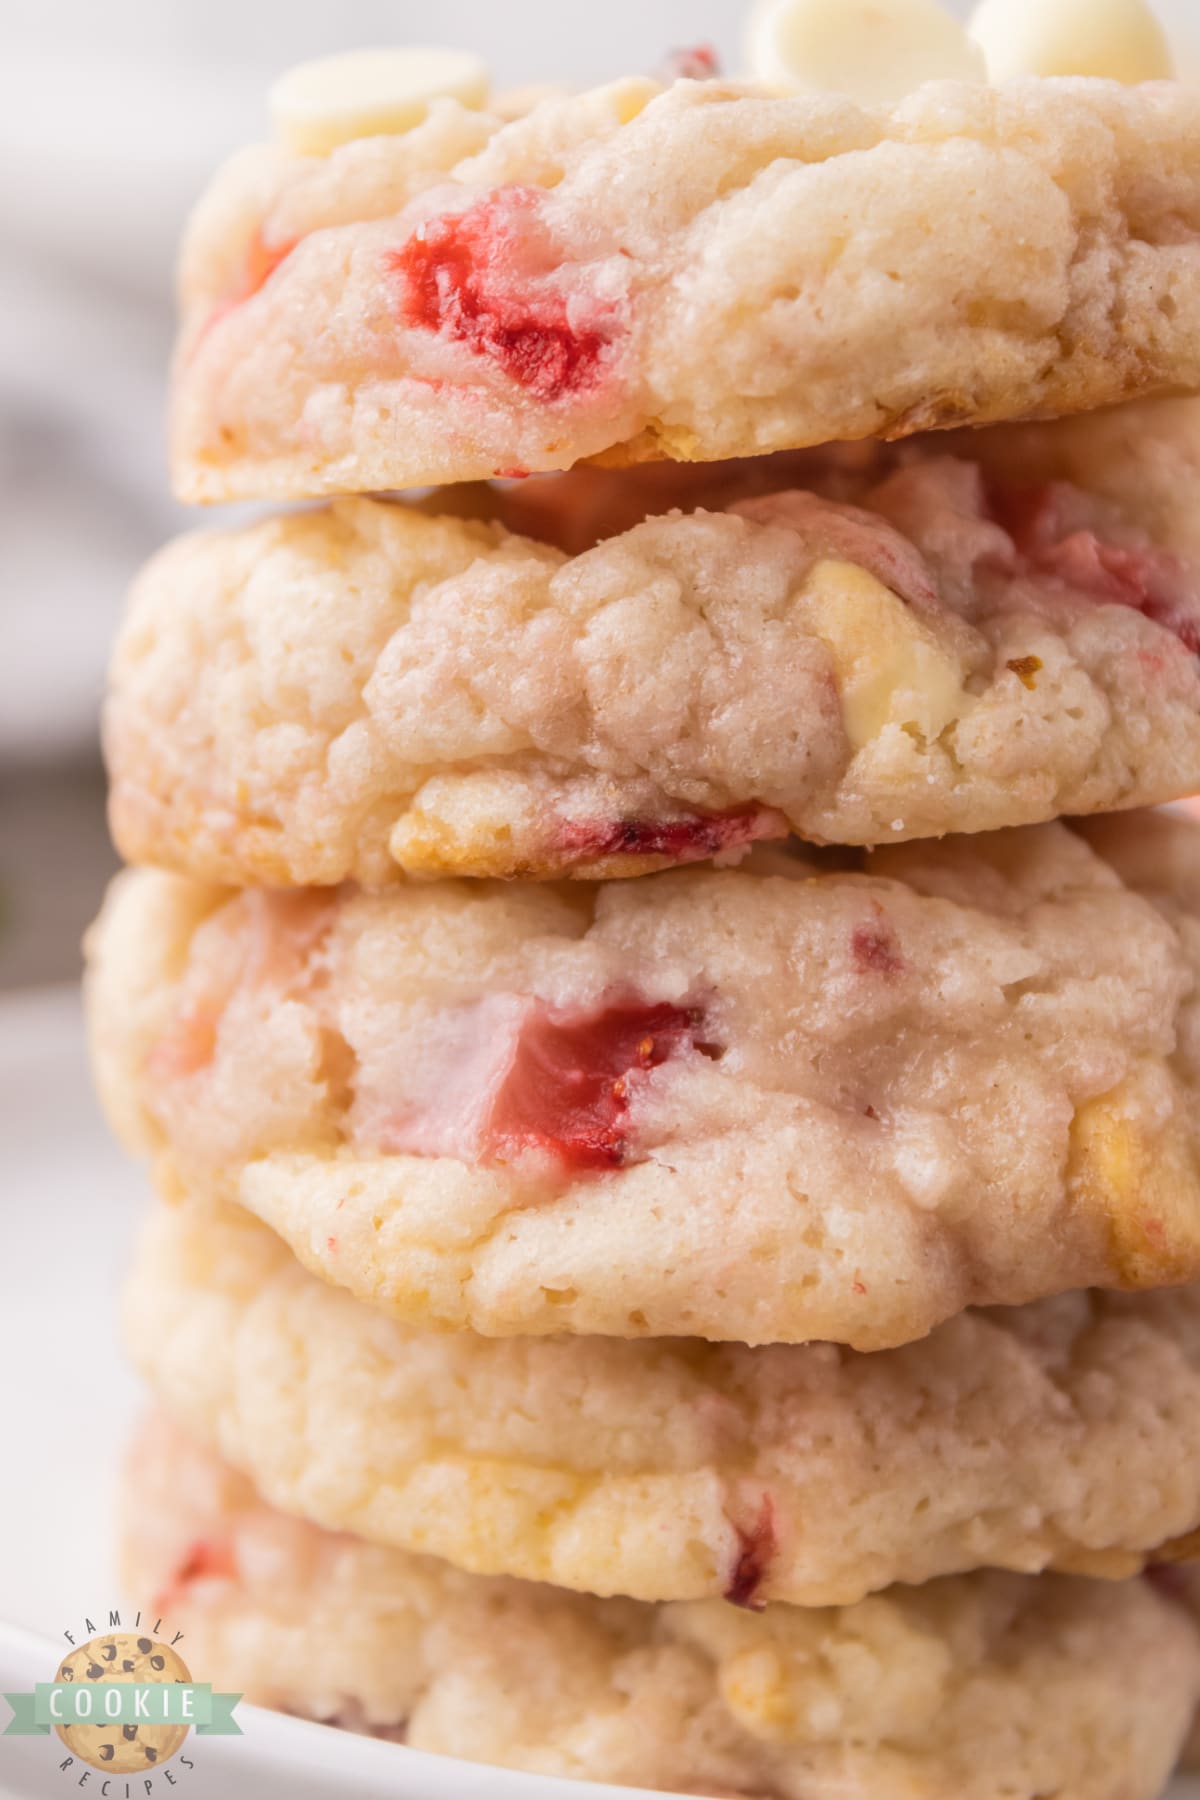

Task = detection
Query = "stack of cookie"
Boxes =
[87,22,1200,1798]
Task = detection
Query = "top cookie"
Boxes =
[171,76,1200,500]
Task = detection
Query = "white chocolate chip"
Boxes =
[269,47,490,157]
[892,1119,966,1211]
[967,0,1174,82]
[798,561,967,752]
[747,0,985,104]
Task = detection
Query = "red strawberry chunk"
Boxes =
[661,44,721,79]
[154,1535,237,1613]
[554,806,787,868]
[851,916,904,976]
[986,479,1200,654]
[1033,532,1200,655]
[484,999,709,1170]
[371,993,716,1171]
[147,997,223,1081]
[724,1496,777,1611]
[983,478,1075,553]
[388,188,618,401]
[1144,1564,1193,1606]
[174,1535,236,1584]
[149,892,334,1086]
[235,229,297,303]
[205,227,298,336]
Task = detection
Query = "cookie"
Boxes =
[87,813,1200,1349]
[171,76,1200,500]
[54,1634,189,1773]
[1151,1565,1200,1767]
[124,1199,1200,1607]
[107,448,1200,885]
[120,1415,1200,1800]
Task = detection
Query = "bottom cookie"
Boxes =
[1150,1565,1200,1769]
[122,1415,1200,1800]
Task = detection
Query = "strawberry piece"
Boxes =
[987,478,1200,654]
[1144,1564,1192,1607]
[147,997,223,1081]
[1034,532,1200,655]
[173,1536,236,1585]
[233,229,297,305]
[149,892,334,1084]
[554,806,787,867]
[483,999,710,1170]
[724,1496,776,1611]
[370,993,717,1170]
[982,478,1073,553]
[661,44,721,79]
[851,907,904,976]
[388,188,617,401]
[154,1535,236,1614]
[204,228,298,337]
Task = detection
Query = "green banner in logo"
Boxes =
[3,1683,243,1735]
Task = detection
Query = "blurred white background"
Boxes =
[1,0,1198,981]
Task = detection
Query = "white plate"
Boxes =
[0,986,1196,1800]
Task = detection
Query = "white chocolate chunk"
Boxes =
[967,0,1174,82]
[799,561,966,750]
[270,47,489,157]
[747,0,986,104]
